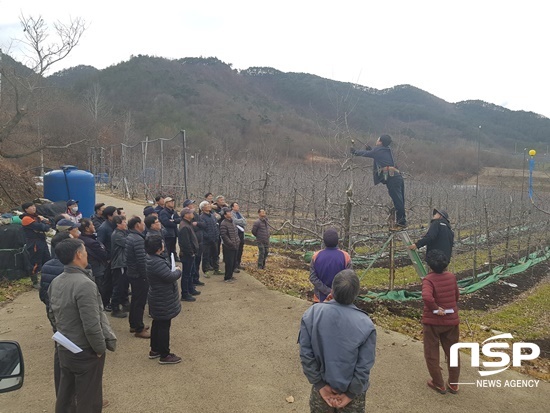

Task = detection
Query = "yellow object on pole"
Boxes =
[529,149,536,157]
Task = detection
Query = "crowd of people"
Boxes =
[17,142,461,412]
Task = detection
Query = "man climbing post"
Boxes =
[350,134,407,228]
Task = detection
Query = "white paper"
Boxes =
[236,225,244,233]
[171,253,176,271]
[432,309,455,314]
[52,331,83,354]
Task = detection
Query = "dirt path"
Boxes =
[0,193,548,412]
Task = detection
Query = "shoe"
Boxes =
[427,380,447,394]
[159,353,182,364]
[396,222,408,229]
[134,329,151,339]
[122,303,131,312]
[148,351,161,359]
[193,280,205,286]
[447,382,459,394]
[224,278,234,283]
[104,304,112,312]
[32,283,41,290]
[190,290,201,296]
[203,273,211,279]
[213,270,223,276]
[130,326,149,333]
[233,269,240,273]
[111,310,128,319]
[230,277,237,281]
[181,294,196,302]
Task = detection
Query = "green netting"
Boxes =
[244,233,321,247]
[358,248,550,302]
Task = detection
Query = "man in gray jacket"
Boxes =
[299,270,376,412]
[48,238,117,413]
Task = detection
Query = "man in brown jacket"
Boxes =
[251,208,270,269]
[219,208,240,283]
[48,238,117,413]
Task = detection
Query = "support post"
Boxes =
[389,236,395,290]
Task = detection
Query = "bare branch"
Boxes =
[0,139,88,159]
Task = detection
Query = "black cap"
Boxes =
[183,199,195,207]
[22,202,34,211]
[433,208,449,221]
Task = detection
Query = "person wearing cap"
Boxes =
[310,228,352,303]
[230,202,246,272]
[159,197,181,262]
[409,209,454,261]
[219,207,240,283]
[143,206,157,217]
[92,203,106,229]
[350,134,407,228]
[20,202,52,288]
[178,207,201,301]
[66,199,82,224]
[56,219,81,239]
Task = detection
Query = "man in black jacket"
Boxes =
[199,201,221,274]
[91,203,106,229]
[79,219,110,300]
[178,208,201,302]
[96,206,118,311]
[159,197,181,262]
[350,135,407,228]
[110,215,128,318]
[125,216,150,338]
[409,209,454,261]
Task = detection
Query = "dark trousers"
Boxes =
[56,347,105,413]
[151,318,172,358]
[110,267,128,308]
[180,255,195,296]
[386,174,406,225]
[27,239,51,282]
[236,230,245,268]
[101,264,112,308]
[165,237,177,262]
[423,323,460,388]
[309,386,366,413]
[202,240,219,271]
[129,277,148,332]
[54,343,60,395]
[222,246,237,280]
[192,246,202,283]
[258,243,269,268]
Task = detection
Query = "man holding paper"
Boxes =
[48,238,117,413]
[421,249,460,395]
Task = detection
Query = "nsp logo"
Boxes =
[450,333,540,376]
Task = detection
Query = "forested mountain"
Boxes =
[3,54,549,177]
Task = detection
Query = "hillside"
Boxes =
[2,54,550,178]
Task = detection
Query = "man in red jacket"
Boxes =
[421,249,460,395]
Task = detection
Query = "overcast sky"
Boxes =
[1,0,548,118]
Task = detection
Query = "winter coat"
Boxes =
[252,218,270,245]
[80,233,109,280]
[159,207,181,238]
[91,214,105,230]
[199,212,219,243]
[220,218,240,250]
[231,211,247,231]
[40,258,64,308]
[421,271,460,326]
[415,218,454,260]
[97,220,116,254]
[351,145,398,186]
[146,254,182,320]
[192,212,205,244]
[125,230,147,279]
[178,219,199,258]
[20,213,51,242]
[48,265,117,354]
[110,228,128,269]
[310,248,352,302]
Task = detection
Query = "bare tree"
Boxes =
[0,14,86,158]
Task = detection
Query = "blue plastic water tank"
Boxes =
[44,166,96,218]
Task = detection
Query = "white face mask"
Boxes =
[71,206,79,213]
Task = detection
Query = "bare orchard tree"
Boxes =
[0,14,86,158]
